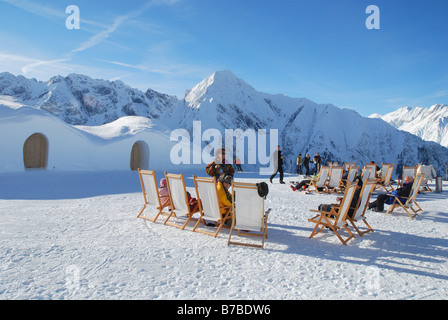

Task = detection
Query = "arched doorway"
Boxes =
[130,141,149,170]
[23,133,48,169]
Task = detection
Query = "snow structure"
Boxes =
[1,70,448,176]
[370,104,448,148]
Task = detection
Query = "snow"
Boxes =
[1,169,447,300]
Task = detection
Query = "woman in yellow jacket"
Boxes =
[217,175,233,225]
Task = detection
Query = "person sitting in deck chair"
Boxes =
[317,178,363,219]
[368,176,414,212]
[158,178,171,210]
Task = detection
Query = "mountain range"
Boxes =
[370,104,448,148]
[1,70,447,176]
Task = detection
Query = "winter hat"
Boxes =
[218,175,233,185]
[159,178,167,187]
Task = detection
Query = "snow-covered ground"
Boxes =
[1,169,447,300]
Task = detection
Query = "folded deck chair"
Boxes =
[376,163,395,192]
[347,180,376,236]
[308,183,357,245]
[325,166,344,193]
[386,172,425,219]
[307,166,330,193]
[228,181,270,249]
[192,175,232,238]
[163,172,200,230]
[137,169,170,223]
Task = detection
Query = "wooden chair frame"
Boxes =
[386,172,425,219]
[325,165,344,193]
[228,181,270,249]
[137,169,170,223]
[376,163,395,193]
[347,180,376,236]
[192,175,232,238]
[307,166,330,194]
[308,184,357,245]
[163,172,199,230]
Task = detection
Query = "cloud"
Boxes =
[70,0,179,55]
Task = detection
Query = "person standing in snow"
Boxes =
[303,153,311,177]
[270,145,285,184]
[206,148,235,181]
[313,152,322,175]
[296,154,303,175]
[234,156,243,172]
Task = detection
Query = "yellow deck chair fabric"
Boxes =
[163,172,199,230]
[228,181,270,249]
[137,169,170,222]
[192,176,232,238]
[308,183,357,245]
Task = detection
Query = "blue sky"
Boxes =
[0,0,447,117]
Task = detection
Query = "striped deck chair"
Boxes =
[137,169,170,223]
[386,172,425,219]
[347,180,376,236]
[163,172,200,230]
[192,175,232,238]
[308,183,357,245]
[228,181,270,249]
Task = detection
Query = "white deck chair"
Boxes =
[362,165,376,183]
[386,172,425,219]
[341,165,359,189]
[347,180,376,236]
[308,183,357,245]
[325,166,344,193]
[398,165,417,187]
[343,162,355,171]
[163,172,199,230]
[376,163,395,192]
[137,169,170,223]
[228,182,270,249]
[307,166,330,193]
[192,176,232,238]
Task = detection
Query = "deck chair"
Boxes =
[137,169,170,222]
[343,162,355,171]
[341,165,359,189]
[398,166,417,187]
[376,163,395,192]
[307,166,330,193]
[308,183,357,245]
[163,172,200,230]
[347,180,376,236]
[386,172,425,219]
[228,181,270,249]
[192,175,232,238]
[324,166,344,193]
[362,164,376,182]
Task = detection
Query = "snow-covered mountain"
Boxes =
[2,70,448,176]
[0,72,178,125]
[370,105,448,148]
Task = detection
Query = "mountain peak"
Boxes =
[185,70,257,109]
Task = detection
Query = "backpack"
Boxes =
[256,182,269,199]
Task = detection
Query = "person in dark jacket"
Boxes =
[303,153,311,177]
[313,152,322,175]
[368,176,414,212]
[270,145,284,184]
